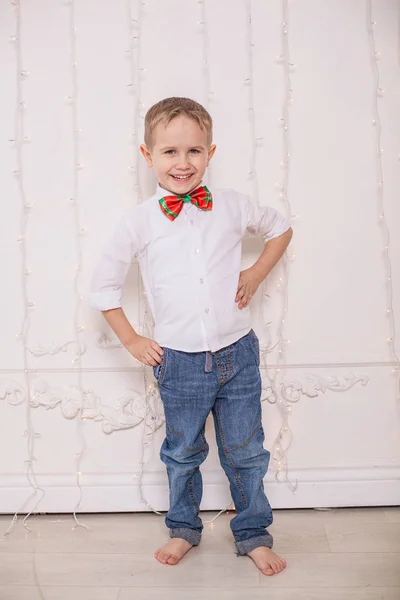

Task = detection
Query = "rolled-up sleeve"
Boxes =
[89,214,137,311]
[244,195,290,242]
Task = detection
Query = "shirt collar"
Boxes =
[156,181,206,199]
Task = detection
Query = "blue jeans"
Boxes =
[153,329,273,555]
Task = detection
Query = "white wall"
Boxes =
[1,0,399,516]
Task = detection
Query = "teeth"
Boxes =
[173,174,192,180]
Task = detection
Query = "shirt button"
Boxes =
[189,220,194,225]
[205,308,210,314]
[200,278,204,284]
[195,248,200,254]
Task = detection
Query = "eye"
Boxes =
[190,149,201,154]
[164,149,175,155]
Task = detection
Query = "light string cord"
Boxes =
[244,0,260,204]
[68,0,90,531]
[366,2,400,401]
[198,0,214,186]
[4,0,46,537]
[127,0,162,514]
[267,0,297,493]
[199,0,211,110]
[127,0,143,197]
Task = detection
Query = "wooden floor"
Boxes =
[0,507,399,599]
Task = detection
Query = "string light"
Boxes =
[198,0,214,185]
[264,0,298,494]
[4,0,45,537]
[244,0,259,205]
[67,0,89,531]
[126,0,143,195]
[366,1,400,399]
[199,0,212,108]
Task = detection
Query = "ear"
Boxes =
[207,144,217,166]
[140,144,153,167]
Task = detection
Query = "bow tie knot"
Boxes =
[158,185,212,221]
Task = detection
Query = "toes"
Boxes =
[262,567,274,576]
[275,560,286,572]
[272,564,280,573]
[155,551,169,564]
[167,554,179,565]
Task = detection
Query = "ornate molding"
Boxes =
[0,372,369,434]
[26,340,86,358]
[95,332,123,350]
[0,381,26,406]
[27,380,164,434]
[281,373,369,403]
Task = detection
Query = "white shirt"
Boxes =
[89,185,290,353]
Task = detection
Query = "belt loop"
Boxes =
[205,351,213,373]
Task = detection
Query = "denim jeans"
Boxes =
[153,329,273,555]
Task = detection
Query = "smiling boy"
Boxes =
[90,97,292,575]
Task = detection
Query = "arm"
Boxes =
[235,228,293,309]
[89,214,163,367]
[237,195,293,310]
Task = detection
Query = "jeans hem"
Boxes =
[170,527,201,546]
[235,533,273,556]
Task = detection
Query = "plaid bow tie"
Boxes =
[158,185,213,221]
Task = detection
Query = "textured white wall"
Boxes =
[0,0,399,515]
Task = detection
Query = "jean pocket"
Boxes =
[153,349,167,384]
[248,329,260,367]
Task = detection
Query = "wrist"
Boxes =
[122,332,140,347]
[251,264,266,284]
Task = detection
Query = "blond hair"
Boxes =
[144,97,213,148]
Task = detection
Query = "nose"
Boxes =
[175,153,190,170]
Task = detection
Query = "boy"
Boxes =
[90,97,292,576]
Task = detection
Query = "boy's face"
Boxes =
[140,115,216,195]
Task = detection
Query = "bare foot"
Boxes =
[247,546,287,576]
[155,538,193,565]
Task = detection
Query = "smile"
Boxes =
[171,174,194,181]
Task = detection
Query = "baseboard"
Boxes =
[1,465,399,513]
